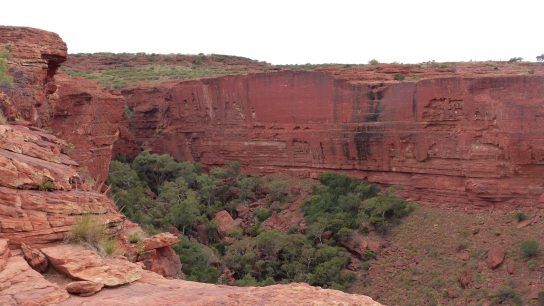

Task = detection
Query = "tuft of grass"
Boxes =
[127,230,143,243]
[67,214,106,247]
[38,178,55,192]
[0,111,7,125]
[521,240,539,258]
[100,238,119,257]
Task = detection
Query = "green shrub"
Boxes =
[538,291,544,306]
[393,73,405,81]
[521,240,539,258]
[490,287,522,306]
[514,211,528,222]
[38,178,55,192]
[255,208,272,222]
[362,250,377,261]
[0,48,13,86]
[368,59,379,65]
[359,188,413,233]
[67,214,106,247]
[62,143,76,154]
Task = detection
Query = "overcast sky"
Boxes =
[1,0,542,64]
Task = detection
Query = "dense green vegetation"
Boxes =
[108,152,412,290]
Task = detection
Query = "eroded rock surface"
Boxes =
[0,256,69,305]
[58,269,382,306]
[42,244,142,287]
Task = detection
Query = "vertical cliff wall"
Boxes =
[118,71,544,209]
[0,26,67,126]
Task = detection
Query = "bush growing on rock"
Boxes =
[520,240,539,258]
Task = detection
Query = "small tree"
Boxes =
[508,57,523,63]
[521,240,539,258]
[537,54,544,63]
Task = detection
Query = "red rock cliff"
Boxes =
[0,26,67,126]
[117,69,544,209]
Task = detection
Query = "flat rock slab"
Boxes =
[42,244,142,287]
[0,256,69,305]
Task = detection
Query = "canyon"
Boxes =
[0,26,381,305]
[101,63,544,210]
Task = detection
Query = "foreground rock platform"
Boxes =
[0,256,69,305]
[42,244,143,287]
[58,269,382,306]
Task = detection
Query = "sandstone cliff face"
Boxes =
[0,26,67,126]
[51,73,124,187]
[118,70,544,209]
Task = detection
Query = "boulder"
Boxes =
[0,256,69,305]
[213,210,241,236]
[138,247,183,278]
[42,244,142,287]
[486,247,505,269]
[341,233,381,259]
[21,242,48,272]
[65,281,104,297]
[143,232,179,251]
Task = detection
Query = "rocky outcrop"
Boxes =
[116,67,544,210]
[0,124,124,248]
[213,210,241,236]
[42,244,143,287]
[58,269,382,306]
[0,256,69,305]
[0,26,67,126]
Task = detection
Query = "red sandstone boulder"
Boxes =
[143,232,179,251]
[21,242,48,273]
[42,244,142,287]
[486,247,505,269]
[213,210,241,236]
[341,233,381,258]
[0,256,69,305]
[65,281,104,297]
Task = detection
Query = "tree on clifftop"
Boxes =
[537,54,544,63]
